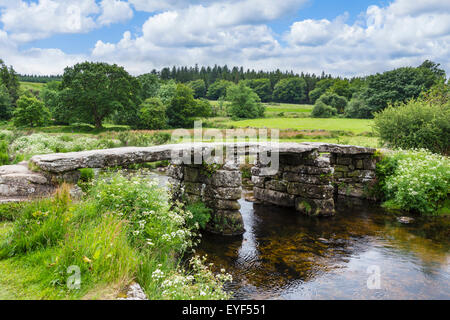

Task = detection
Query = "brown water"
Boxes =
[147,170,450,300]
[197,197,450,300]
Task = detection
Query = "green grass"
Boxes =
[224,117,374,134]
[265,103,314,114]
[20,82,45,93]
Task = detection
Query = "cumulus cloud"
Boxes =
[1,0,449,77]
[97,0,133,26]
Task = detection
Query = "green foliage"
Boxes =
[0,140,9,165]
[0,202,26,221]
[359,63,444,117]
[157,80,177,106]
[308,78,335,104]
[166,84,210,128]
[374,98,450,154]
[273,78,308,104]
[187,79,206,99]
[137,97,168,130]
[226,82,265,119]
[344,93,372,119]
[0,59,20,106]
[0,186,72,258]
[328,79,352,100]
[13,95,51,127]
[0,83,12,120]
[240,78,272,102]
[79,168,95,182]
[137,73,161,101]
[206,80,233,100]
[377,150,449,215]
[316,92,348,113]
[311,101,337,118]
[185,202,212,230]
[60,62,140,129]
[39,81,66,124]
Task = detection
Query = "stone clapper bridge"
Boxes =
[0,142,378,236]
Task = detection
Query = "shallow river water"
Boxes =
[149,170,450,300]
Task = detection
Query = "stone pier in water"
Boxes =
[0,142,378,235]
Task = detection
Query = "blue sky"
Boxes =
[0,0,449,76]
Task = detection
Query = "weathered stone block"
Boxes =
[284,165,332,175]
[336,157,353,166]
[363,158,377,170]
[210,170,241,187]
[251,176,266,188]
[334,165,349,172]
[207,210,244,236]
[213,199,241,210]
[253,188,295,207]
[283,172,331,184]
[265,180,288,192]
[184,193,202,204]
[184,182,203,196]
[295,197,335,216]
[167,165,183,180]
[337,183,366,198]
[205,187,242,200]
[356,160,364,169]
[287,183,334,199]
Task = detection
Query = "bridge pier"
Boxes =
[167,161,245,236]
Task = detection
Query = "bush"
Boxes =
[345,94,372,119]
[137,98,167,130]
[316,92,348,113]
[311,101,337,118]
[376,150,449,215]
[374,99,450,154]
[185,202,212,230]
[13,95,51,127]
[226,82,265,119]
[0,202,26,221]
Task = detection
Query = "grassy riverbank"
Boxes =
[0,173,231,300]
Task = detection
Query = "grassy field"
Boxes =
[20,81,45,93]
[264,103,313,115]
[223,118,374,134]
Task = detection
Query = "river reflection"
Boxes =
[197,197,450,300]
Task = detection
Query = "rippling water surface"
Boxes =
[150,170,450,300]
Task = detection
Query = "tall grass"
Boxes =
[0,173,231,300]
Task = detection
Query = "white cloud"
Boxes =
[97,0,133,26]
[1,0,450,77]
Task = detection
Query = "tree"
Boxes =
[0,59,20,106]
[344,94,372,119]
[272,78,308,104]
[59,62,140,129]
[308,78,335,104]
[316,92,348,113]
[206,80,233,100]
[226,82,265,119]
[137,98,167,130]
[137,73,161,100]
[39,81,66,124]
[241,78,272,102]
[311,101,337,118]
[166,84,211,128]
[188,79,206,98]
[157,80,177,106]
[0,83,12,120]
[360,64,443,117]
[13,95,50,127]
[328,79,352,100]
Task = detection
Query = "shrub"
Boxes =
[311,101,337,118]
[13,95,51,127]
[345,94,372,119]
[374,99,450,154]
[137,98,167,130]
[226,82,265,119]
[0,83,12,120]
[0,202,26,221]
[185,202,212,230]
[316,92,348,113]
[376,150,449,215]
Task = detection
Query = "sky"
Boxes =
[0,0,449,77]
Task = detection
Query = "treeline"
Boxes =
[19,74,62,83]
[0,58,448,132]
